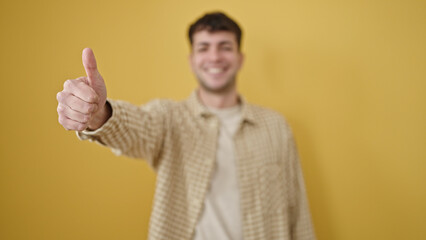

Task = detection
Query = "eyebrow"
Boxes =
[195,41,233,47]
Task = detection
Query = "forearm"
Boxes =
[77,99,169,167]
[78,100,142,156]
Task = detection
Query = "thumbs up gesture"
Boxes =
[57,48,110,131]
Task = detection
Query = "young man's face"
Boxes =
[189,30,244,93]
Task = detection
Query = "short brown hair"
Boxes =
[188,11,243,50]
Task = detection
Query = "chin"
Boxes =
[196,73,237,93]
[199,80,235,94]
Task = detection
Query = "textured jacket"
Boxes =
[78,91,316,240]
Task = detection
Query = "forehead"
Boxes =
[192,30,237,45]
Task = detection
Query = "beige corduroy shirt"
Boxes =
[77,91,316,240]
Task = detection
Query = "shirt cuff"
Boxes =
[76,99,121,144]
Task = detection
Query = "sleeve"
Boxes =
[76,98,171,169]
[286,124,316,240]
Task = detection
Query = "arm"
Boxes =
[56,48,168,169]
[77,98,170,169]
[286,125,316,240]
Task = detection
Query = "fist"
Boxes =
[57,48,108,131]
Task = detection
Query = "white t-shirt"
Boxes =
[193,104,243,240]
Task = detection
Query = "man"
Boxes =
[56,12,315,240]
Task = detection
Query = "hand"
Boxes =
[57,48,109,131]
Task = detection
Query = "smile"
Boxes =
[206,67,226,74]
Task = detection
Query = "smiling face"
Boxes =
[189,30,244,94]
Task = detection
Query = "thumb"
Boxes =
[82,48,102,86]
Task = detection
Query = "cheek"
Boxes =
[192,56,203,67]
[226,54,241,65]
[190,58,200,71]
[230,58,241,69]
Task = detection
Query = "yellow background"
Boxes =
[1,0,425,239]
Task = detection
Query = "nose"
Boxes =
[207,48,221,62]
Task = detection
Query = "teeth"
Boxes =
[207,68,224,74]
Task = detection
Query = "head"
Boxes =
[188,12,244,94]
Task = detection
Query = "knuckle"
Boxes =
[56,92,62,101]
[76,76,88,83]
[77,80,87,86]
[57,105,63,113]
[63,79,72,89]
[58,116,65,125]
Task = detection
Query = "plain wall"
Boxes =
[1,0,425,239]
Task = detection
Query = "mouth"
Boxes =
[205,67,227,77]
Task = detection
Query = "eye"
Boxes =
[221,46,233,51]
[197,48,207,53]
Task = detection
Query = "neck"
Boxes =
[197,87,239,109]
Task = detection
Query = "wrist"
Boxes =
[87,101,112,130]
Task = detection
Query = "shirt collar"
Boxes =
[186,90,257,125]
